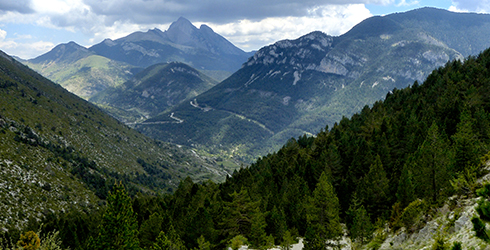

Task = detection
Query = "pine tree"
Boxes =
[139,212,164,248]
[151,226,187,250]
[195,235,211,250]
[220,189,257,238]
[452,107,480,173]
[413,122,453,203]
[281,230,295,250]
[359,155,390,219]
[249,209,267,248]
[304,172,342,249]
[396,164,415,208]
[350,205,372,245]
[91,182,140,250]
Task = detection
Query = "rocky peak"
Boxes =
[166,17,199,45]
[199,24,214,33]
[246,31,334,70]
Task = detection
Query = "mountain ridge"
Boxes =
[138,8,490,160]
[88,17,253,71]
[89,61,218,123]
[25,17,253,100]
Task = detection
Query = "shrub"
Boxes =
[476,183,490,198]
[431,234,447,250]
[397,199,427,231]
[450,241,462,250]
[476,199,490,222]
[471,216,489,242]
[229,235,247,250]
[17,231,40,250]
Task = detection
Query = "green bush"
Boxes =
[17,231,40,250]
[476,183,490,198]
[397,199,427,230]
[471,216,489,242]
[450,241,462,250]
[229,235,247,250]
[476,199,490,222]
[431,234,447,250]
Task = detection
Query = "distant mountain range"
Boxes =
[137,8,490,160]
[25,17,253,99]
[90,17,253,71]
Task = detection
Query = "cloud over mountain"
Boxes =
[0,0,34,14]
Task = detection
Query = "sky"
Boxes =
[0,0,488,59]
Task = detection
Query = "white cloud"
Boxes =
[204,4,372,51]
[0,29,6,40]
[396,0,419,7]
[450,0,490,13]
[0,28,54,59]
[0,0,376,57]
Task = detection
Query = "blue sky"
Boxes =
[0,0,487,59]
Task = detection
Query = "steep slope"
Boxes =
[89,62,218,123]
[25,42,141,99]
[89,17,253,77]
[140,8,490,160]
[34,46,490,249]
[0,50,229,230]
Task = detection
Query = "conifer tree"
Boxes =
[91,182,140,250]
[249,209,267,248]
[220,189,257,238]
[304,172,342,249]
[196,235,211,250]
[139,212,163,248]
[359,155,390,218]
[413,122,453,203]
[452,107,479,172]
[350,205,372,245]
[396,164,415,208]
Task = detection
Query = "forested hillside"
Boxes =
[8,45,490,250]
[0,50,229,233]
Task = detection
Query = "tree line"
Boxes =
[5,46,490,250]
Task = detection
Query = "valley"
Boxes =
[4,5,490,250]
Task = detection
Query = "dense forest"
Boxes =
[5,48,490,250]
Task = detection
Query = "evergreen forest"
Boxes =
[5,42,490,250]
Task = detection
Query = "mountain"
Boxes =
[88,17,253,77]
[25,17,252,100]
[138,8,490,160]
[25,41,142,99]
[89,62,218,123]
[0,50,233,230]
[20,46,490,249]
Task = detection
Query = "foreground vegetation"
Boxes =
[4,44,490,250]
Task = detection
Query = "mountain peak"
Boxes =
[29,41,92,64]
[167,17,197,37]
[199,24,214,33]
